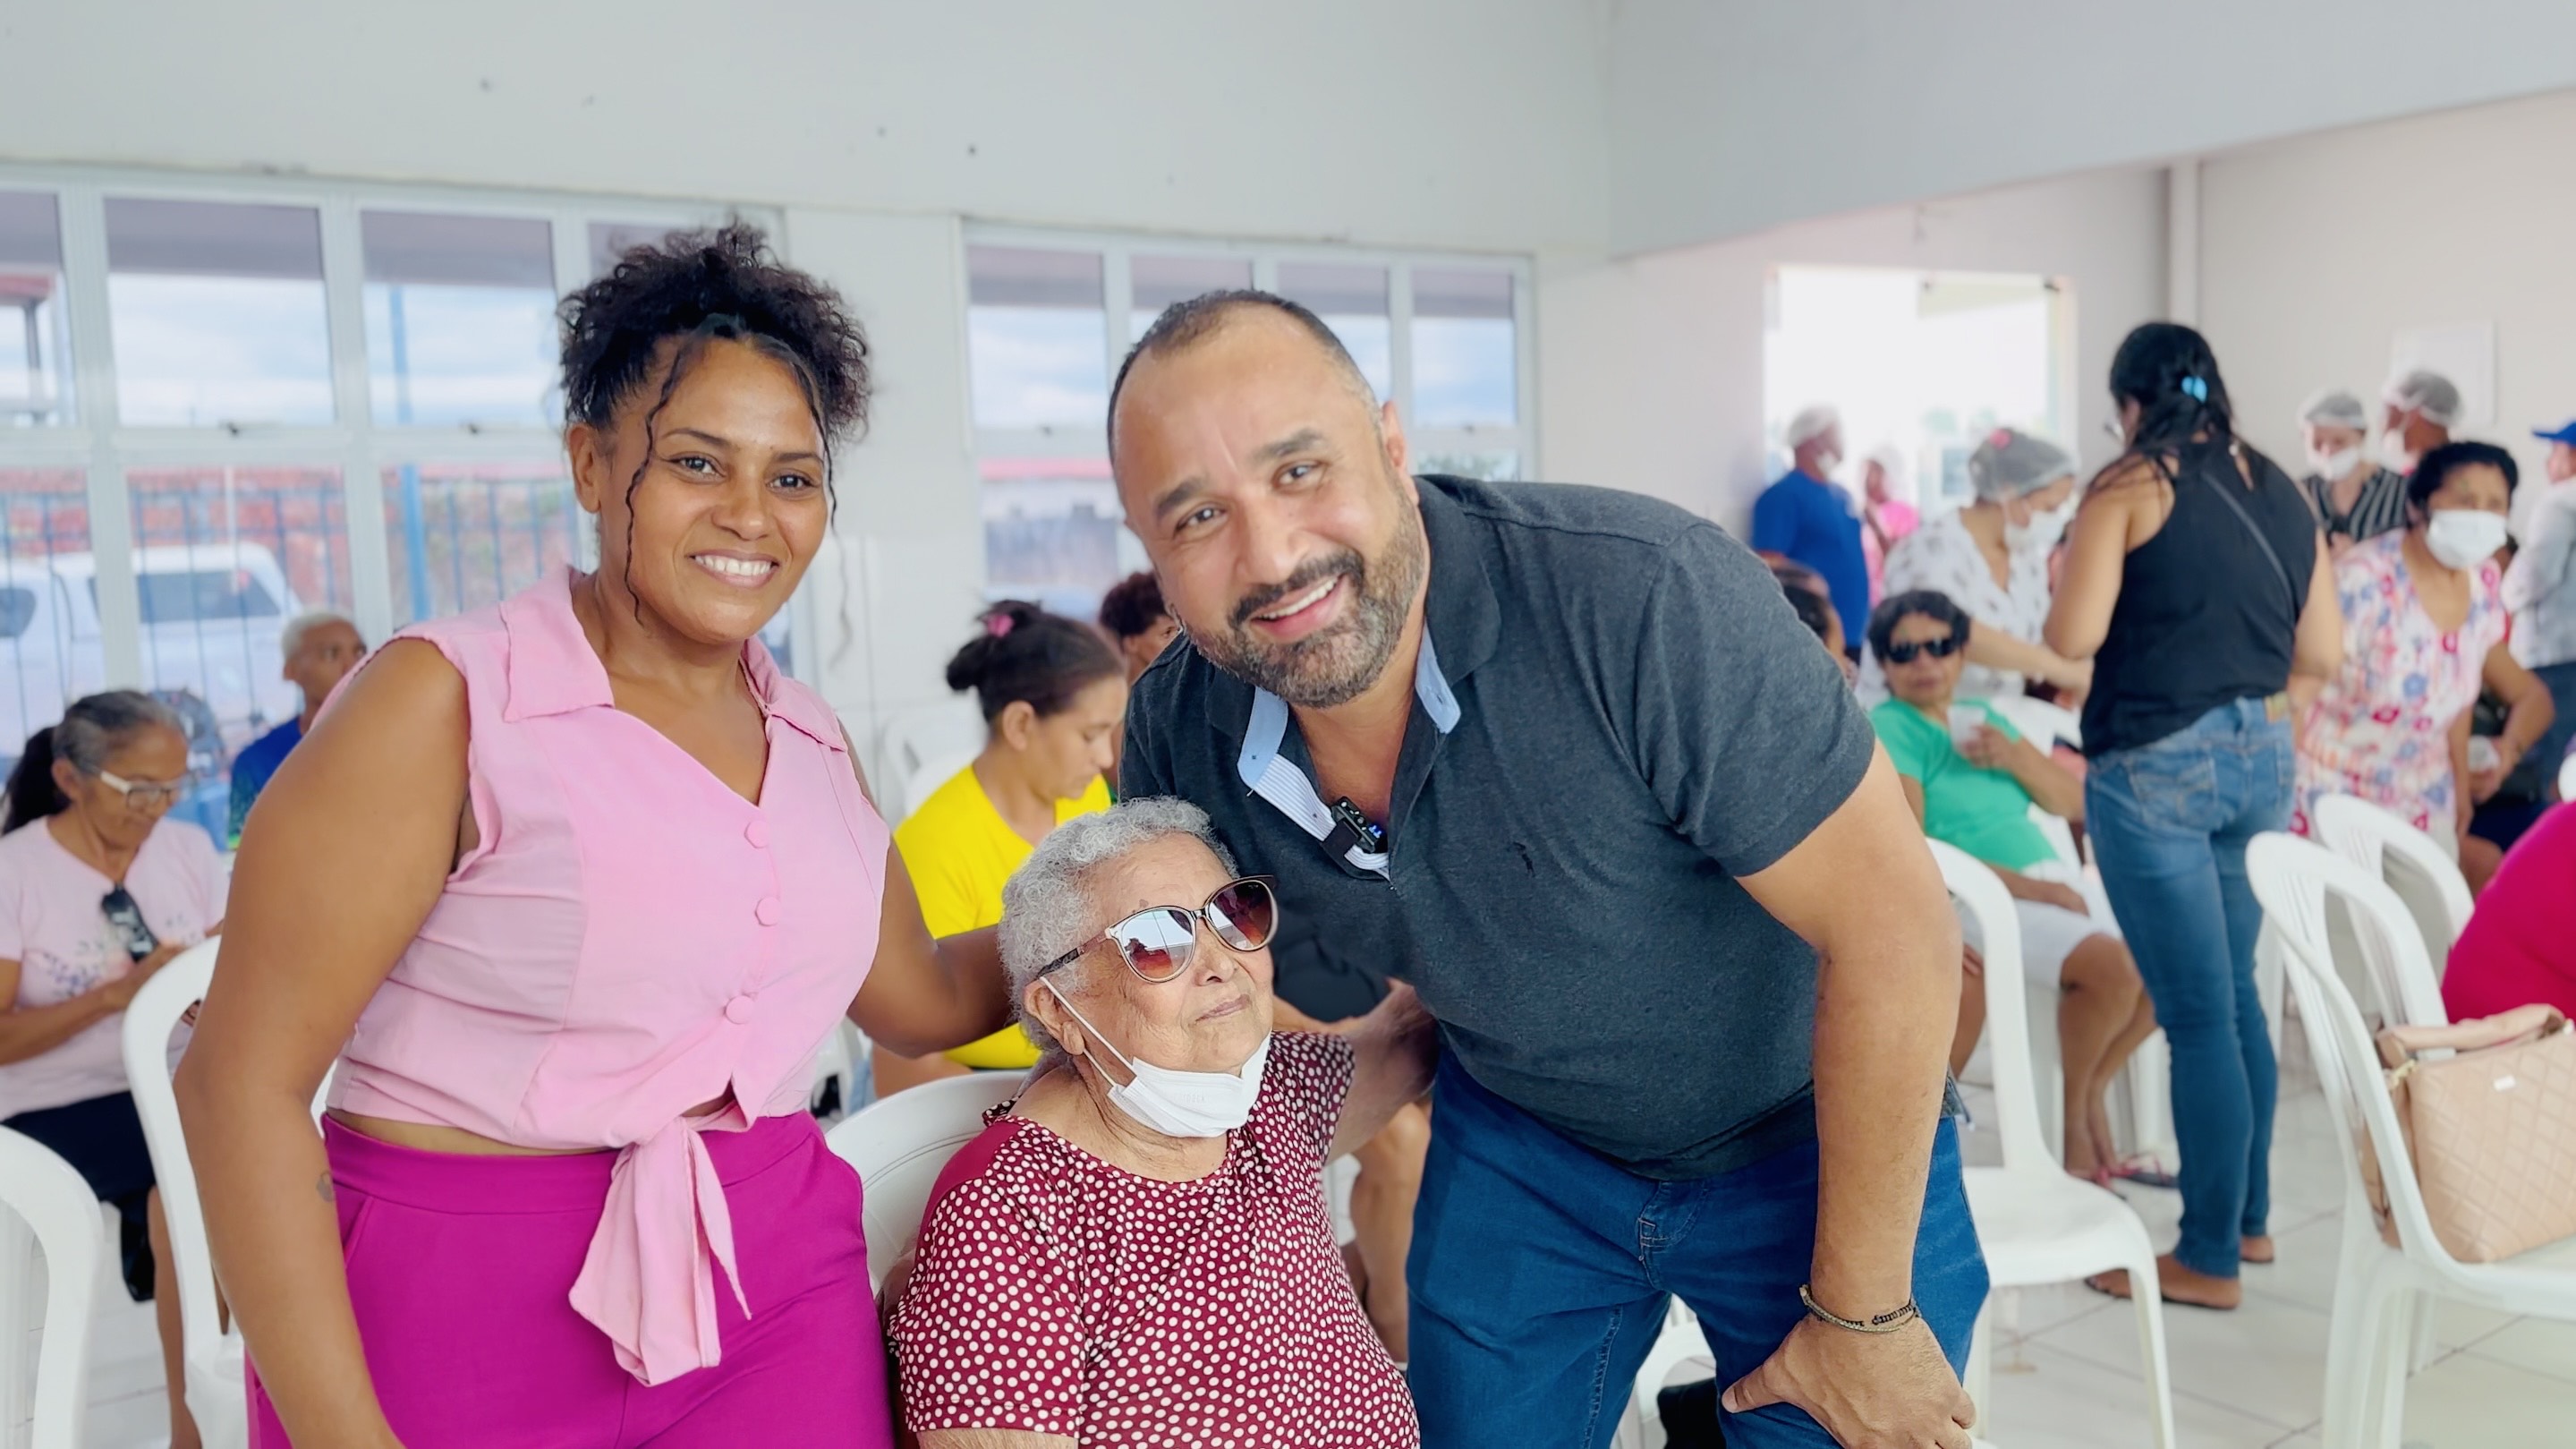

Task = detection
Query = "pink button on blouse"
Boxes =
[327,570,888,1385]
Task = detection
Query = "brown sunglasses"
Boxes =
[1036,876,1280,984]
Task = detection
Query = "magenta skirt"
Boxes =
[249,1113,892,1449]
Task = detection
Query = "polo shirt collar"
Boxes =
[497,569,843,753]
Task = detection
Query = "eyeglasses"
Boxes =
[93,768,194,813]
[1882,635,1965,666]
[1037,876,1279,984]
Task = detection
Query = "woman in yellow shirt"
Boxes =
[875,601,1127,1095]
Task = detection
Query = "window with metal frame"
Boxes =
[0,168,795,840]
[965,229,1533,624]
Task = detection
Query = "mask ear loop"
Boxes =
[1040,976,1139,1080]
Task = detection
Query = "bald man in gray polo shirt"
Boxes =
[1109,292,1988,1449]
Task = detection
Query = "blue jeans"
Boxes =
[1406,1057,1988,1448]
[2084,697,2294,1278]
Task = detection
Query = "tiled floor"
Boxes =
[61,1057,2576,1448]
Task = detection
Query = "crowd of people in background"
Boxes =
[7,214,2576,1449]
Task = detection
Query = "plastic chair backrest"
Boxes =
[873,701,986,823]
[2237,825,2446,1030]
[2311,793,2473,965]
[824,1071,1024,1288]
[2247,833,2463,1275]
[121,940,226,1373]
[2563,750,2576,805]
[1930,841,2054,1171]
[0,1128,101,1449]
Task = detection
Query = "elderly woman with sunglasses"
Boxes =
[890,797,1434,1449]
[1867,593,2155,1186]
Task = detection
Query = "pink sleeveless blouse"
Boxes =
[327,569,888,1385]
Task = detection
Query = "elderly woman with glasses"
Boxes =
[890,797,1435,1449]
[0,691,224,1449]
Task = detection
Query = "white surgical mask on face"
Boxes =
[1042,978,1269,1138]
[2379,429,2418,473]
[2006,499,2073,553]
[2424,508,2509,571]
[2307,446,2364,482]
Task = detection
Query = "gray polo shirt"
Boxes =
[1121,474,1879,1180]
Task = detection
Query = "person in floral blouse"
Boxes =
[2294,442,2556,859]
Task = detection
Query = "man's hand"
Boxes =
[1722,1315,1976,1448]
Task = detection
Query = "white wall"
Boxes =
[2199,88,2576,499]
[1610,0,2576,253]
[4,0,1609,254]
[0,0,1609,743]
[1537,166,2167,530]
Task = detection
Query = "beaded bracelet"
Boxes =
[1798,1283,1922,1334]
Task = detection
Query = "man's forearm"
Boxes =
[1807,926,1958,1316]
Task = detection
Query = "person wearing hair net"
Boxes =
[1753,404,1871,652]
[1862,428,2092,705]
[2298,389,2409,556]
[1859,445,1921,601]
[2381,369,2461,475]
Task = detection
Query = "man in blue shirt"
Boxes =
[226,611,364,843]
[1753,404,1871,652]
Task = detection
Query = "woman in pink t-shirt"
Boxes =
[0,690,225,1449]
[2444,804,2576,1021]
[181,227,1019,1449]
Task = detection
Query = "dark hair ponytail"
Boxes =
[2108,322,2238,458]
[944,601,1122,725]
[4,691,183,834]
[4,728,66,834]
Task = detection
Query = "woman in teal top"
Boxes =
[1870,590,2159,1184]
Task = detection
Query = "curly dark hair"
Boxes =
[557,223,870,608]
[2405,440,2520,517]
[1096,571,1169,643]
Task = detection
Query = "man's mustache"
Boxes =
[1229,550,1365,631]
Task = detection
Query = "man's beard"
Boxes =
[1191,515,1428,710]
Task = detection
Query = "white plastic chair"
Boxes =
[0,1129,102,1449]
[121,940,250,1449]
[823,1070,1023,1290]
[2561,750,2576,804]
[809,1019,866,1121]
[2247,832,2576,1449]
[2310,793,2472,982]
[871,700,985,824]
[1934,840,2177,1448]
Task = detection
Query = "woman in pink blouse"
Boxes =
[178,226,1016,1448]
[892,798,1435,1449]
[2293,443,2555,863]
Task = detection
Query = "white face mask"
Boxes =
[2424,508,2509,571]
[2378,429,2418,473]
[1041,978,1270,1138]
[2307,446,2364,482]
[2005,499,2073,553]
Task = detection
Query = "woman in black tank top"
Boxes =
[2043,324,2342,1310]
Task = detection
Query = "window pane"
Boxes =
[968,246,1107,430]
[0,192,75,427]
[364,211,558,428]
[1416,450,1520,482]
[106,199,332,427]
[981,457,1131,618]
[381,461,582,626]
[0,469,105,776]
[1276,262,1391,401]
[1129,255,1252,340]
[1412,268,1517,428]
[124,465,353,840]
